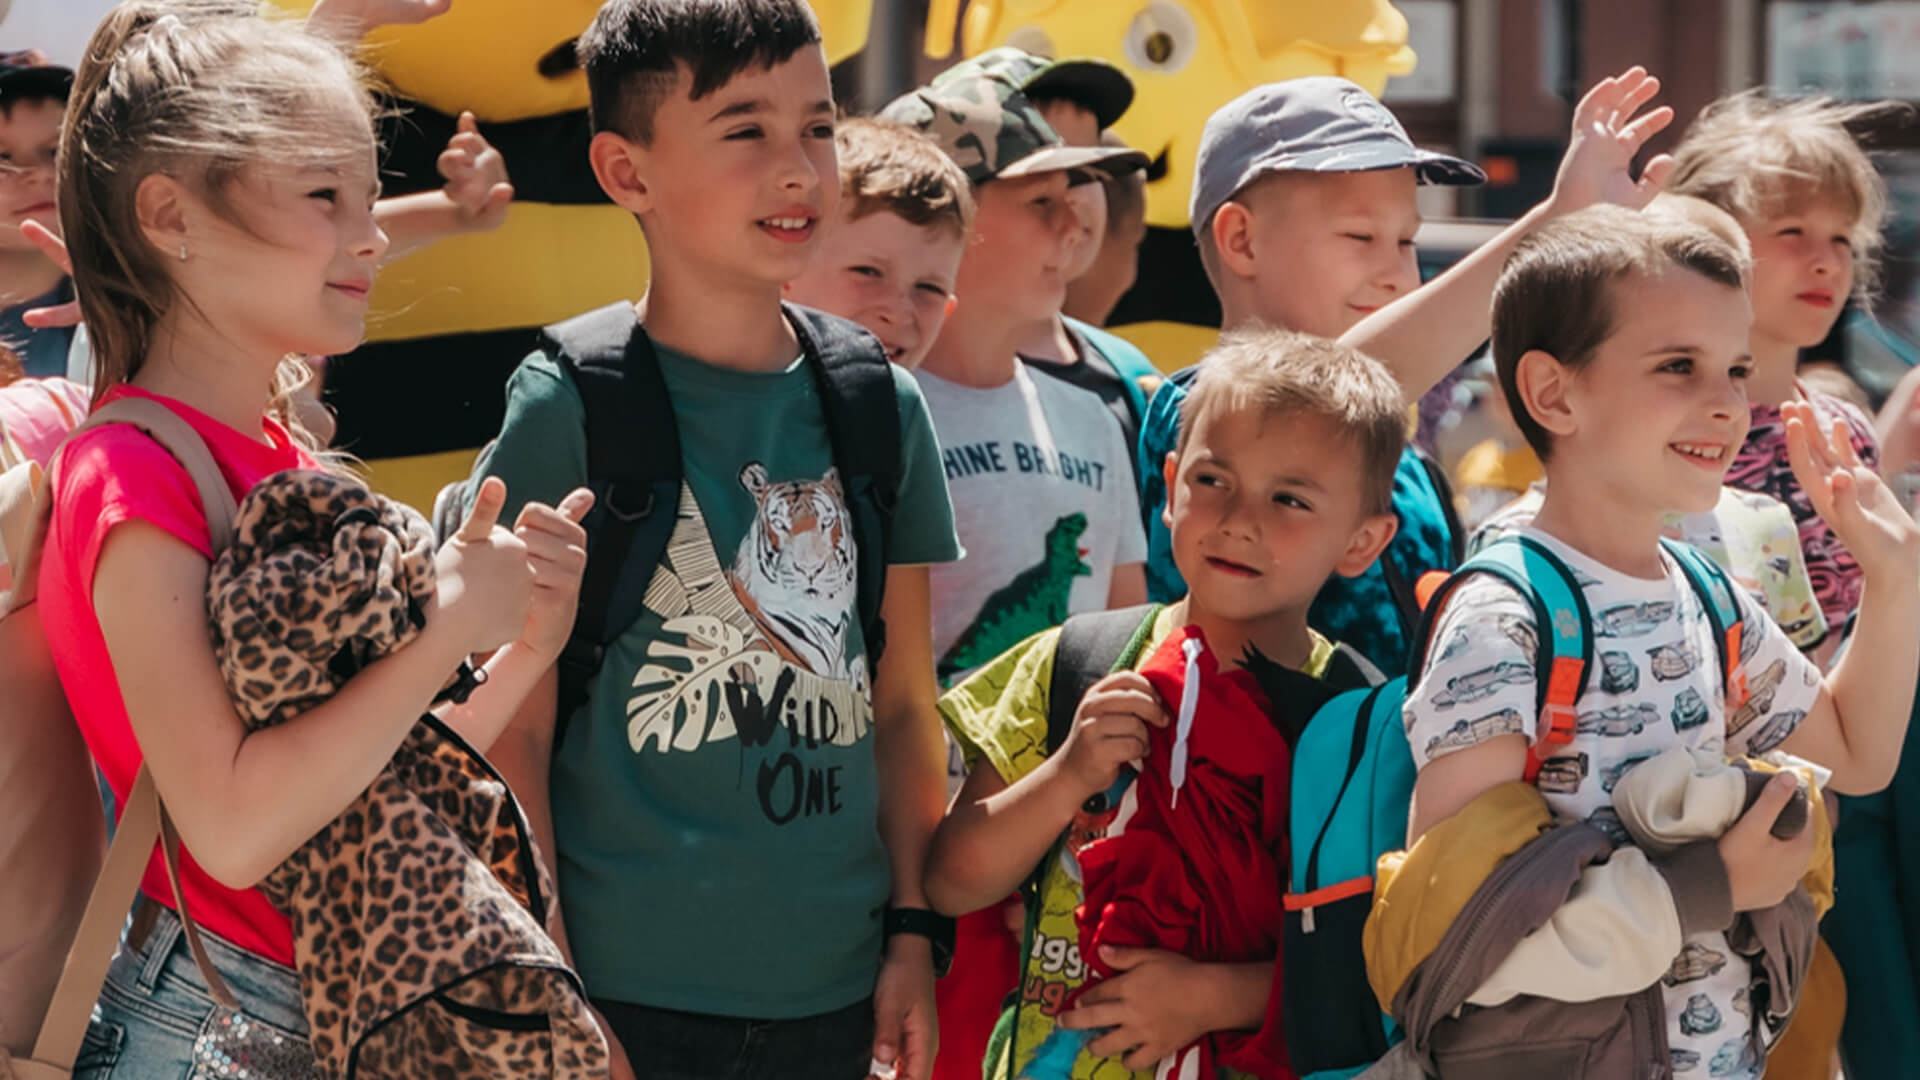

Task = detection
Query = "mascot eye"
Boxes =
[1006,25,1056,58]
[1124,3,1197,74]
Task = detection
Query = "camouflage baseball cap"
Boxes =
[880,48,1147,187]
[1192,77,1486,236]
[961,47,1135,132]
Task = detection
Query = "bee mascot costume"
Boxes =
[929,0,1416,369]
[269,1,873,512]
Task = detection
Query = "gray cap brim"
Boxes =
[997,143,1150,182]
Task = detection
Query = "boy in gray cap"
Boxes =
[1137,67,1679,668]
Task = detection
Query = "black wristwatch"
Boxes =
[884,906,956,978]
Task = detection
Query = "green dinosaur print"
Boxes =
[940,513,1092,680]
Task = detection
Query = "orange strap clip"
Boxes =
[1522,656,1584,783]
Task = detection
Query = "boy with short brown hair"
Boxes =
[783,117,972,371]
[931,328,1404,1078]
[1402,205,1920,1078]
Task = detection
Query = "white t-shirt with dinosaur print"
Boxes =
[916,364,1147,687]
[1404,528,1822,1079]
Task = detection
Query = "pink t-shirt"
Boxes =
[38,387,314,965]
[0,378,90,465]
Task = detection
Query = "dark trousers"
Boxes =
[595,995,875,1080]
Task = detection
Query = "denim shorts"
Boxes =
[594,994,875,1080]
[75,898,312,1080]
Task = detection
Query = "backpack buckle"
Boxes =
[1536,701,1577,753]
[605,485,656,524]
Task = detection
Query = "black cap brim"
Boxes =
[0,66,74,100]
[1021,59,1134,132]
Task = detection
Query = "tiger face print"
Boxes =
[728,462,859,681]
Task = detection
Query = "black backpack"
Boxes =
[460,301,904,730]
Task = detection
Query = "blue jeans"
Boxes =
[75,899,312,1079]
[594,995,875,1080]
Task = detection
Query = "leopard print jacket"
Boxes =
[206,470,607,1078]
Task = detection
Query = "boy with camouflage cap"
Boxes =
[880,51,1149,687]
[881,51,1150,1078]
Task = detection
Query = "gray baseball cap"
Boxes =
[1191,77,1485,236]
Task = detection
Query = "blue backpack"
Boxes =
[1280,534,1747,1079]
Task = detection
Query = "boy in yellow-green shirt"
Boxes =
[927,330,1405,1078]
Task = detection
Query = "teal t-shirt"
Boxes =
[474,340,959,1018]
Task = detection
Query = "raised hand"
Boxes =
[307,0,453,41]
[439,112,514,233]
[1550,67,1677,215]
[1784,397,1920,583]
[18,219,80,331]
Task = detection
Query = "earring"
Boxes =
[178,243,188,262]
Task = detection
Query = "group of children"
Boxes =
[3,1,1919,1079]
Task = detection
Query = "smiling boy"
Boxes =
[0,51,73,379]
[1405,206,1920,1078]
[470,3,961,1078]
[782,117,972,371]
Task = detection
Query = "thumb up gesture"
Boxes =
[512,488,596,660]
[436,477,534,654]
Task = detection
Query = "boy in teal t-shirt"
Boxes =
[473,4,959,1079]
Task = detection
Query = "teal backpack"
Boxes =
[1281,534,1748,1079]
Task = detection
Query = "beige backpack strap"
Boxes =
[22,769,166,1073]
[20,397,242,1075]
[65,398,238,550]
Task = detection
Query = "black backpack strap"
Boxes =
[1045,604,1163,757]
[545,302,682,735]
[787,303,901,677]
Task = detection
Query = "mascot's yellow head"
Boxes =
[930,0,1414,228]
[268,0,873,122]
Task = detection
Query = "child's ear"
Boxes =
[133,173,191,263]
[588,131,652,216]
[1211,201,1258,280]
[1161,451,1180,530]
[1515,348,1577,442]
[1334,512,1400,579]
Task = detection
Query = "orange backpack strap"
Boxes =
[1659,538,1748,709]
[1411,536,1595,786]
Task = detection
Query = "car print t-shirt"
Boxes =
[1473,483,1829,653]
[916,364,1146,686]
[472,337,959,1019]
[1403,528,1821,1079]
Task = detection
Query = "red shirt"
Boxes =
[39,387,313,964]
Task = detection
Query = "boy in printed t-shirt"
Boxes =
[1404,206,1920,1079]
[783,117,973,372]
[1137,69,1678,671]
[878,53,1151,687]
[472,3,960,1078]
[994,50,1161,468]
[930,331,1405,1078]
